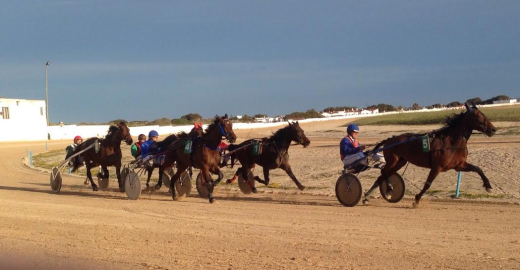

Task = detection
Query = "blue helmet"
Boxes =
[148,130,159,138]
[347,124,360,133]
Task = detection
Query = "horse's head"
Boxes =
[190,122,204,138]
[117,122,133,145]
[217,114,236,143]
[288,121,311,147]
[464,103,496,137]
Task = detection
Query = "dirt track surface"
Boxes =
[1,120,520,269]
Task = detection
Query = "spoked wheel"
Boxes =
[238,171,255,194]
[163,168,175,188]
[335,173,362,207]
[195,172,209,199]
[50,167,62,193]
[174,171,192,200]
[124,170,141,200]
[379,173,405,203]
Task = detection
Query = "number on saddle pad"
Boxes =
[251,141,261,156]
[421,136,430,153]
[184,140,193,154]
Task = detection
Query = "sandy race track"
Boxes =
[1,119,519,269]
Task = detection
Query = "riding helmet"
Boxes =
[73,135,82,142]
[347,124,360,133]
[148,130,159,138]
[138,134,146,141]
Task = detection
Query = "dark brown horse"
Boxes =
[168,114,236,203]
[72,122,133,191]
[364,103,496,207]
[228,121,311,191]
[145,123,204,189]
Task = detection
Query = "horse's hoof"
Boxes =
[251,187,258,193]
[146,183,150,188]
[209,198,216,203]
[412,202,419,208]
[299,186,306,191]
[485,187,493,193]
[155,184,161,190]
[226,179,235,184]
[362,199,369,205]
[92,185,98,191]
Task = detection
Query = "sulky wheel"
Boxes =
[238,171,255,194]
[50,167,63,193]
[379,173,405,203]
[195,172,210,199]
[174,171,192,199]
[335,173,362,207]
[163,168,175,188]
[124,170,141,200]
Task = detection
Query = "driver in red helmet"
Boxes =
[66,136,84,166]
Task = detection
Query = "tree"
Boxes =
[180,113,202,121]
[253,114,267,118]
[446,101,462,108]
[412,103,420,110]
[466,97,482,105]
[149,117,171,126]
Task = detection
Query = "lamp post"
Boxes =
[45,61,50,126]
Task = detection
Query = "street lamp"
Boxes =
[45,61,50,126]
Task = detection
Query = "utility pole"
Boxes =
[45,61,50,126]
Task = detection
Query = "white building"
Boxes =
[493,99,517,104]
[0,98,48,141]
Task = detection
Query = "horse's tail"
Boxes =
[227,144,239,168]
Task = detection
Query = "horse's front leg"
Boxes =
[86,164,98,191]
[115,165,124,192]
[201,168,216,203]
[254,166,270,186]
[413,168,440,207]
[279,162,305,191]
[456,162,492,192]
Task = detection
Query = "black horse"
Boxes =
[72,122,133,191]
[228,121,310,191]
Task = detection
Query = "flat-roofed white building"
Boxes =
[0,98,48,141]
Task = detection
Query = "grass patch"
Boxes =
[456,192,509,199]
[32,149,64,170]
[426,189,443,195]
[349,106,520,126]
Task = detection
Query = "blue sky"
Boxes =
[0,0,518,123]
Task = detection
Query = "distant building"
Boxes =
[493,99,517,104]
[0,98,48,141]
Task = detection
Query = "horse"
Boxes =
[228,121,311,191]
[71,122,133,191]
[144,122,204,189]
[168,114,236,203]
[363,102,496,207]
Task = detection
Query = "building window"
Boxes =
[2,107,9,119]
[16,101,20,106]
[40,107,44,116]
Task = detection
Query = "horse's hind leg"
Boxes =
[115,165,124,192]
[146,167,153,188]
[413,168,440,207]
[279,162,305,191]
[364,158,407,205]
[155,166,164,190]
[456,162,492,192]
[86,165,98,191]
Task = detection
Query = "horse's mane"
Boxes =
[269,125,292,142]
[176,131,190,139]
[157,134,178,149]
[443,111,466,129]
[205,117,220,134]
[105,125,119,140]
